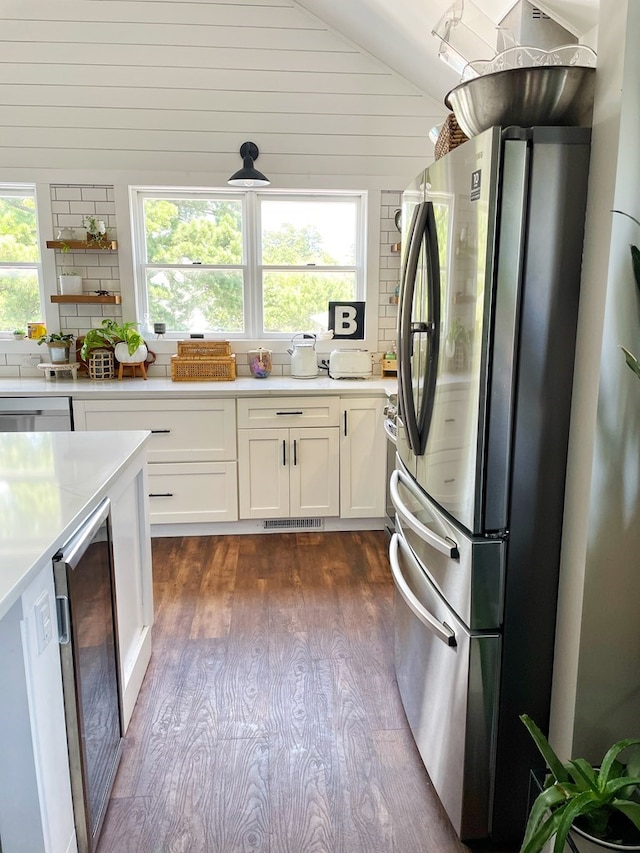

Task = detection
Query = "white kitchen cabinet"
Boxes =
[237,398,340,519]
[73,397,238,525]
[148,461,238,523]
[339,397,386,518]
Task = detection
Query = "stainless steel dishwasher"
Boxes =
[0,396,73,430]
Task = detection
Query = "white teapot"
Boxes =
[287,333,318,379]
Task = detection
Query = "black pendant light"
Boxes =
[227,142,270,187]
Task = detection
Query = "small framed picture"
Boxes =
[328,301,365,340]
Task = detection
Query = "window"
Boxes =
[132,188,365,338]
[0,185,42,332]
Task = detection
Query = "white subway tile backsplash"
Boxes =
[54,187,82,201]
[80,187,108,201]
[69,201,98,215]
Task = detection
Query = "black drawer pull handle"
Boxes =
[149,492,174,498]
[151,429,171,434]
[444,478,455,484]
[276,411,303,416]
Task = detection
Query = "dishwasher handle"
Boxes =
[390,468,459,559]
[389,534,456,647]
[53,498,111,571]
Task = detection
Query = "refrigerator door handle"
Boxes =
[390,468,459,559]
[390,534,457,647]
[398,203,426,453]
[398,202,440,456]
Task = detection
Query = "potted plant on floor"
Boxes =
[520,714,640,853]
[37,331,74,364]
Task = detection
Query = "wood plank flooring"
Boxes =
[96,531,472,853]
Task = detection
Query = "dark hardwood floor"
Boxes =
[97,531,471,853]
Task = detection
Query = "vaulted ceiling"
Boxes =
[297,0,600,103]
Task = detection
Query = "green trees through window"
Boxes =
[138,192,362,336]
[0,191,41,331]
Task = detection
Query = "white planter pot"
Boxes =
[59,275,83,295]
[114,341,148,363]
[568,826,640,852]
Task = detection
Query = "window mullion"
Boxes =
[245,193,261,337]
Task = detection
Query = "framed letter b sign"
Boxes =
[328,301,365,340]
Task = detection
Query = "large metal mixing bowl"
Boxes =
[444,65,596,138]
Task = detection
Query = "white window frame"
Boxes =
[0,183,45,334]
[130,186,367,341]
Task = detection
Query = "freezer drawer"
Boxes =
[390,532,500,841]
[390,464,505,629]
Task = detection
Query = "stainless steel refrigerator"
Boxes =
[390,125,591,844]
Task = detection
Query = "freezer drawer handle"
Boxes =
[390,468,459,559]
[389,535,456,647]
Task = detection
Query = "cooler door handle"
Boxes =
[390,468,459,559]
[389,534,456,647]
[56,595,71,645]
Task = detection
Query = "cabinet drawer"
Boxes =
[147,462,238,524]
[237,397,339,429]
[73,398,236,463]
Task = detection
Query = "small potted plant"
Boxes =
[12,328,26,340]
[37,331,74,364]
[58,270,83,295]
[520,714,640,853]
[80,319,147,363]
[83,216,107,242]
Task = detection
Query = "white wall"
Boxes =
[550,0,640,761]
[0,0,443,375]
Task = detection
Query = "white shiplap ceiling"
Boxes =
[0,0,598,181]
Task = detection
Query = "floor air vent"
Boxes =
[263,518,324,531]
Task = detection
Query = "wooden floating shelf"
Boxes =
[46,240,118,251]
[51,294,122,304]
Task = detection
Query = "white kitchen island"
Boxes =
[0,430,153,853]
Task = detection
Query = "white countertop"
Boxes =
[0,430,150,619]
[0,375,397,399]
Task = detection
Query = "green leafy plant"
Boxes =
[12,328,25,336]
[80,319,144,360]
[520,714,640,853]
[37,331,74,345]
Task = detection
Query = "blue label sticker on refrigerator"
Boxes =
[470,169,481,202]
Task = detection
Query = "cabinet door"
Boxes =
[238,429,290,519]
[340,398,386,518]
[289,427,339,517]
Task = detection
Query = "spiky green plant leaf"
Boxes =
[520,715,570,783]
